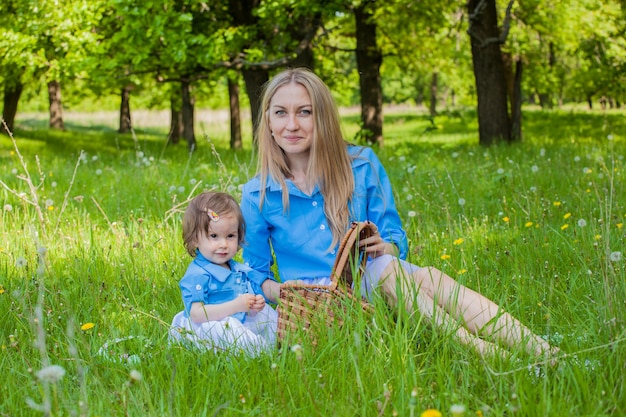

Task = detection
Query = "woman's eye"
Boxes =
[300,109,311,116]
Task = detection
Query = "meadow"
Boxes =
[1,106,625,416]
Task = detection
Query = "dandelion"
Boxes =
[457,269,467,275]
[540,148,546,157]
[406,194,413,201]
[11,168,18,175]
[497,168,505,175]
[190,178,197,185]
[617,223,623,229]
[47,206,54,211]
[421,409,442,417]
[92,155,99,161]
[15,257,26,267]
[563,213,571,219]
[3,204,12,212]
[452,152,459,158]
[531,165,539,173]
[45,199,54,208]
[291,344,303,361]
[51,181,57,187]
[95,169,103,175]
[408,211,417,218]
[502,216,510,223]
[525,222,533,228]
[574,156,581,162]
[450,404,466,416]
[583,167,592,174]
[577,219,587,227]
[169,185,177,192]
[80,322,95,331]
[458,198,466,206]
[595,234,602,240]
[129,369,143,383]
[553,201,561,207]
[609,252,622,262]
[177,186,185,193]
[36,365,66,383]
[529,186,537,193]
[607,134,614,140]
[441,254,451,260]
[0,285,5,294]
[453,238,464,245]
[561,224,569,231]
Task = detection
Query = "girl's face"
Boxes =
[268,82,314,160]
[196,213,239,268]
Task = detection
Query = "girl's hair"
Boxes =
[182,192,245,257]
[256,68,354,248]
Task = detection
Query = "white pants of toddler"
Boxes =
[169,304,278,356]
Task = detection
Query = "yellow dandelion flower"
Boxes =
[47,206,54,211]
[561,224,569,230]
[525,221,533,228]
[457,269,467,275]
[586,189,591,193]
[595,234,602,240]
[10,151,15,156]
[0,285,5,294]
[476,411,484,417]
[553,201,561,207]
[502,216,510,223]
[617,223,623,229]
[563,212,571,219]
[453,238,464,245]
[80,322,95,331]
[441,254,451,260]
[421,410,442,417]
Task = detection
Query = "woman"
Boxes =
[240,68,556,358]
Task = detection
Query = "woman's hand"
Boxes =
[357,221,399,258]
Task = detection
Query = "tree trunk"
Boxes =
[354,1,383,146]
[510,58,523,141]
[2,81,23,135]
[168,96,182,145]
[429,72,438,117]
[180,78,196,151]
[467,0,511,145]
[48,80,65,130]
[228,76,243,150]
[119,85,132,133]
[241,69,269,145]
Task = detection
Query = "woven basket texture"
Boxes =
[276,222,376,343]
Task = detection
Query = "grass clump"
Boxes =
[1,107,625,416]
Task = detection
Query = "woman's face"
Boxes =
[268,82,314,159]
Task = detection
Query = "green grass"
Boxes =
[1,106,625,416]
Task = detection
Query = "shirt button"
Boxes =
[312,201,318,207]
[320,224,326,230]
[330,250,336,255]
[195,284,202,291]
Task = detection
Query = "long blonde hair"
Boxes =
[256,68,354,248]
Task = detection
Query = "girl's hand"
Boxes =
[249,294,266,314]
[357,221,399,258]
[237,293,256,312]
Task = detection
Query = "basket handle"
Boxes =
[330,221,376,289]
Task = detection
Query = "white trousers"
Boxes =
[169,304,278,356]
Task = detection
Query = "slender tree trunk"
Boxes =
[228,76,243,150]
[180,78,196,151]
[510,58,523,141]
[119,85,132,133]
[48,80,65,130]
[2,82,23,135]
[241,69,269,145]
[354,1,383,146]
[168,96,182,145]
[429,72,438,117]
[467,0,511,145]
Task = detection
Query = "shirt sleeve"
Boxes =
[240,182,277,288]
[356,147,409,259]
[178,264,209,315]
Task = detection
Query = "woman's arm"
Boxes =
[188,294,255,323]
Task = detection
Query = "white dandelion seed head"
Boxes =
[51,181,57,187]
[607,134,614,141]
[45,199,54,208]
[11,168,18,175]
[406,194,413,201]
[583,167,592,174]
[92,155,98,161]
[4,204,12,212]
[609,251,622,262]
[227,185,236,193]
[403,187,409,193]
[169,185,177,192]
[15,257,27,267]
[237,184,244,191]
[189,178,197,185]
[36,365,66,383]
[540,148,546,157]
[95,169,103,176]
[458,198,466,206]
[452,152,459,158]
[399,156,406,162]
[407,165,416,174]
[177,186,185,193]
[290,344,303,353]
[574,156,581,162]
[577,219,587,227]
[497,168,505,175]
[531,165,539,173]
[408,210,417,218]
[450,404,466,415]
[529,186,537,193]
[136,151,144,158]
[129,369,143,382]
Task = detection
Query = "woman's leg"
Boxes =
[379,260,556,357]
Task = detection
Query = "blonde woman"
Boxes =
[241,68,557,359]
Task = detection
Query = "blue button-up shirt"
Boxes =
[178,252,264,322]
[241,145,407,287]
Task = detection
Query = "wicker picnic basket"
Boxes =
[276,222,376,343]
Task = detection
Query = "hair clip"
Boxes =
[207,209,220,222]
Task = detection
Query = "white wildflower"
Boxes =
[609,252,622,262]
[577,219,587,227]
[36,365,66,383]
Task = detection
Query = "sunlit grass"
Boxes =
[1,106,625,416]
